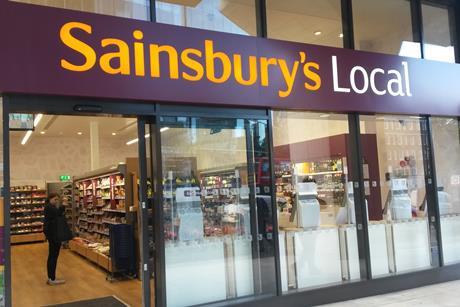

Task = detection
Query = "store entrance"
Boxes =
[4,97,156,307]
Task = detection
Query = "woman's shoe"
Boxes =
[47,278,66,285]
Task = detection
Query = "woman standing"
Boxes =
[44,193,66,285]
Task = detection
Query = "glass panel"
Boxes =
[266,0,343,47]
[160,116,275,306]
[272,111,360,292]
[431,117,460,264]
[353,0,420,57]
[360,115,432,277]
[156,0,256,36]
[422,2,456,63]
[10,0,150,21]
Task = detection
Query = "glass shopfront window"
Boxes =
[160,116,276,306]
[353,0,419,57]
[10,0,150,20]
[156,0,256,36]
[272,111,360,292]
[360,115,433,277]
[422,2,456,63]
[266,0,343,47]
[431,117,460,264]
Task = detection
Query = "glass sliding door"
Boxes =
[159,116,276,307]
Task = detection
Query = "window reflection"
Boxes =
[156,0,256,36]
[10,0,150,20]
[422,3,456,63]
[353,0,419,57]
[266,0,343,47]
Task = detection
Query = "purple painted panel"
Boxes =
[0,1,460,116]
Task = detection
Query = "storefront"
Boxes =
[1,1,460,307]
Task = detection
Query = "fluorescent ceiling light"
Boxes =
[126,133,151,145]
[319,114,330,118]
[21,130,32,145]
[77,132,83,135]
[40,131,45,135]
[160,127,170,132]
[314,31,322,36]
[22,113,43,145]
[34,114,43,127]
[112,132,117,136]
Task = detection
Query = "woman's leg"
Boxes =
[47,241,61,280]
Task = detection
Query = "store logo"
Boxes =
[59,22,411,99]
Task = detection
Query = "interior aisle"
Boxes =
[12,242,142,307]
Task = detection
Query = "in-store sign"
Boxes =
[9,114,34,131]
[60,175,71,181]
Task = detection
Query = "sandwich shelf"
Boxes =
[10,185,46,244]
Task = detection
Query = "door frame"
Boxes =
[2,94,156,307]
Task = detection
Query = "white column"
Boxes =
[90,121,100,170]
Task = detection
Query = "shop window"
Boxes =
[156,0,256,36]
[353,0,420,57]
[422,2,456,63]
[272,111,361,291]
[266,0,343,47]
[431,117,460,264]
[9,0,150,21]
[360,115,434,277]
[160,116,276,306]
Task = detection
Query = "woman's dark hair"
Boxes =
[47,192,60,203]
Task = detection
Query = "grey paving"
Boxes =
[320,280,460,306]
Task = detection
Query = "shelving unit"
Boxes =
[71,164,134,272]
[10,185,46,244]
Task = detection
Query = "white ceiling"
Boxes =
[10,115,138,139]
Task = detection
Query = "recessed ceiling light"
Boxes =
[314,31,322,36]
[319,114,330,118]
[77,132,83,135]
[339,33,344,38]
[40,131,45,135]
[112,132,117,136]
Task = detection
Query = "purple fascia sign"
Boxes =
[0,1,460,116]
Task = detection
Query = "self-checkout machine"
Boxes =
[165,173,227,307]
[288,173,343,289]
[386,178,431,273]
